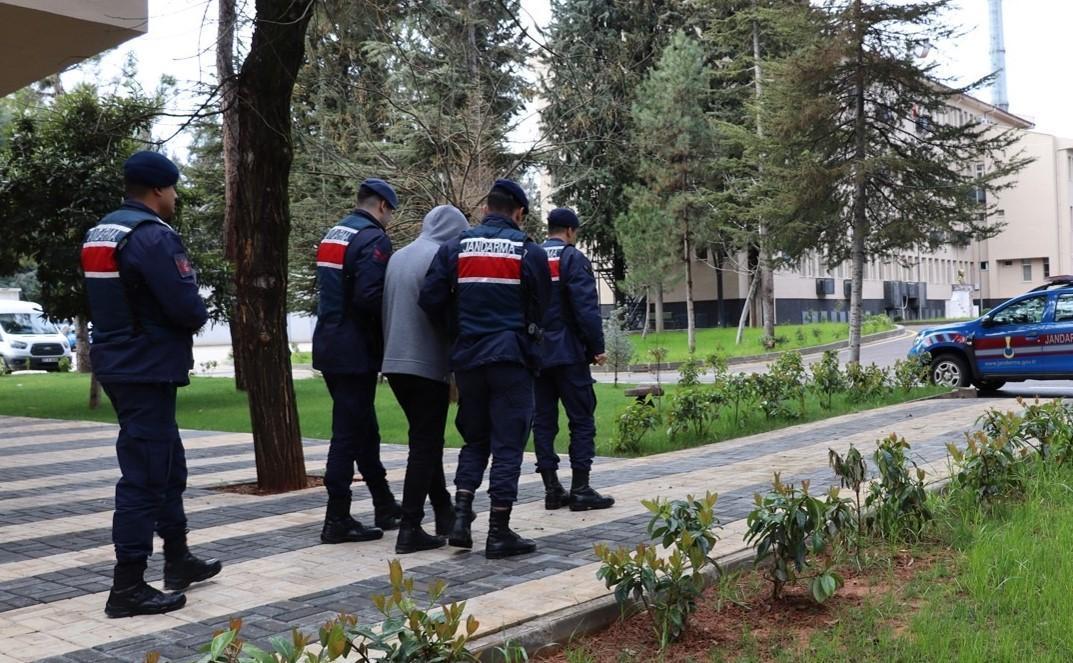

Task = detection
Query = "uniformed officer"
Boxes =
[532,208,615,511]
[420,179,552,559]
[313,178,403,544]
[81,151,221,618]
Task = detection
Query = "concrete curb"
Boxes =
[602,326,910,374]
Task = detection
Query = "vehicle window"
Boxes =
[0,313,59,335]
[1057,295,1073,323]
[991,296,1047,326]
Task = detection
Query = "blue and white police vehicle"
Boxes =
[909,276,1073,391]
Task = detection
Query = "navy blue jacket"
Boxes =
[312,210,393,375]
[419,215,551,372]
[540,238,605,368]
[82,201,208,384]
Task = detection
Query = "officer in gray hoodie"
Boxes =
[382,205,470,554]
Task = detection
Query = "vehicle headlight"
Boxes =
[10,340,27,350]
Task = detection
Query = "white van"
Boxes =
[0,301,72,372]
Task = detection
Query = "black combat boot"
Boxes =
[321,495,383,544]
[569,469,615,511]
[433,501,456,537]
[368,479,403,531]
[105,560,186,618]
[485,507,537,559]
[540,468,571,510]
[395,516,446,555]
[163,535,223,591]
[448,490,476,549]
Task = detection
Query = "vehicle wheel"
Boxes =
[930,354,970,388]
[975,380,1006,394]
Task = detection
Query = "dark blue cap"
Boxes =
[490,178,529,214]
[548,207,580,229]
[123,151,179,188]
[359,178,398,209]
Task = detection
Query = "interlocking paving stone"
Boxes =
[0,399,992,662]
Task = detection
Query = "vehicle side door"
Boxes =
[1036,292,1073,375]
[973,294,1050,378]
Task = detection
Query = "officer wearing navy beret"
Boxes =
[532,208,614,511]
[313,178,403,544]
[420,178,552,558]
[81,151,221,617]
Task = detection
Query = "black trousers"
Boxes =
[323,372,387,500]
[386,373,452,523]
[102,382,187,563]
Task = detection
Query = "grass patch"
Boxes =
[0,372,940,458]
[630,319,895,363]
[291,350,313,364]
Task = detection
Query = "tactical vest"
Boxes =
[81,209,163,340]
[315,212,379,320]
[456,222,528,337]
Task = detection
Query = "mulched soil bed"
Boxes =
[539,549,945,662]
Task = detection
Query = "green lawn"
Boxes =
[0,372,939,457]
[631,319,896,364]
[791,465,1073,661]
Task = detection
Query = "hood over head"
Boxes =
[419,205,469,244]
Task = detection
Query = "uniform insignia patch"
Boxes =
[174,253,194,278]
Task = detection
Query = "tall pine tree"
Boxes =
[767,0,1030,362]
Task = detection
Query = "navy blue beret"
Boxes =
[123,151,179,188]
[548,207,580,229]
[490,178,529,214]
[360,178,398,209]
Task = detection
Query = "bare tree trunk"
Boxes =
[641,288,651,337]
[753,8,776,339]
[75,318,101,409]
[736,267,760,345]
[848,0,867,365]
[684,235,696,354]
[229,0,314,492]
[217,0,247,392]
[654,285,665,333]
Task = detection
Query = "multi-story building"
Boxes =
[591,91,1073,328]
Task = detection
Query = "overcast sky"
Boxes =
[61,0,1073,156]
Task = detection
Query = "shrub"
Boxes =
[862,313,892,334]
[809,350,845,410]
[745,475,853,602]
[677,355,706,387]
[190,615,360,663]
[844,362,890,403]
[1019,398,1073,463]
[866,434,931,539]
[892,352,930,392]
[812,327,824,342]
[721,371,756,427]
[753,351,806,419]
[647,346,668,387]
[352,559,480,662]
[795,328,806,343]
[595,492,721,650]
[947,430,1029,504]
[612,397,659,454]
[57,356,72,372]
[666,387,723,439]
[828,445,867,563]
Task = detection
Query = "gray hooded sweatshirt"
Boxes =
[382,205,469,382]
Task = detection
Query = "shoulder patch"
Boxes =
[174,253,195,278]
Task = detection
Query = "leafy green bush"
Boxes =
[1018,398,1073,463]
[190,615,360,663]
[677,355,706,387]
[752,351,806,419]
[603,306,635,387]
[57,356,72,373]
[595,492,721,651]
[844,362,890,403]
[828,445,867,563]
[866,434,931,539]
[862,313,892,335]
[809,350,845,410]
[745,474,853,602]
[892,352,930,393]
[947,430,1029,504]
[666,387,723,439]
[720,371,756,427]
[612,396,660,454]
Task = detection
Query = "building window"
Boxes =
[1023,259,1033,282]
[1044,258,1051,279]
[981,261,988,271]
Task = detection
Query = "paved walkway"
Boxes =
[0,397,1000,662]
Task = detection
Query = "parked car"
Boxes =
[908,276,1073,391]
[0,301,73,372]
